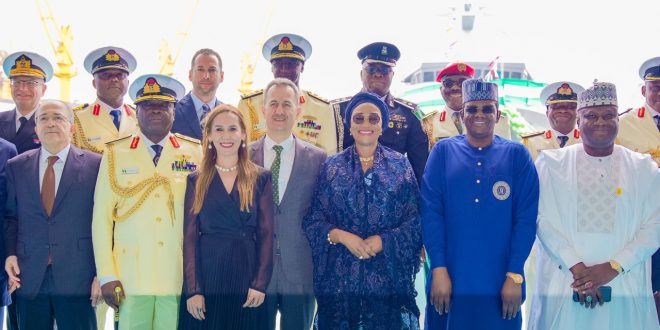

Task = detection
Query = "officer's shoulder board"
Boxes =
[105,135,132,145]
[306,90,330,104]
[618,107,634,117]
[72,103,89,112]
[330,96,351,105]
[240,89,264,100]
[174,133,201,145]
[394,98,425,120]
[422,109,438,120]
[520,131,545,139]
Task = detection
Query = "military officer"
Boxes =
[92,74,202,330]
[521,81,585,160]
[73,46,139,154]
[422,62,512,150]
[332,42,429,183]
[617,56,660,165]
[0,51,52,155]
[237,33,341,154]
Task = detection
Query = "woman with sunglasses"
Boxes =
[304,92,422,329]
[178,105,273,329]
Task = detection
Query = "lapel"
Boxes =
[52,146,80,213]
[279,137,306,205]
[180,93,204,138]
[249,138,265,167]
[25,149,46,216]
[0,110,16,138]
[14,115,39,147]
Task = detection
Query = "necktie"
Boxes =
[17,116,28,135]
[270,145,283,205]
[654,115,660,132]
[451,111,463,135]
[151,145,163,166]
[200,104,211,129]
[110,109,121,130]
[558,135,569,148]
[42,155,59,216]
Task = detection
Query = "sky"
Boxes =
[1,0,659,110]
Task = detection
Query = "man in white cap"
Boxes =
[521,81,585,160]
[92,74,202,329]
[0,51,53,155]
[238,33,341,154]
[73,46,139,154]
[529,81,660,330]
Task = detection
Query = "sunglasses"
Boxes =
[441,78,467,89]
[464,105,496,114]
[364,66,393,75]
[352,113,381,125]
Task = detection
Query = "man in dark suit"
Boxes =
[4,100,102,329]
[0,138,17,324]
[0,51,53,155]
[249,78,326,330]
[172,48,223,140]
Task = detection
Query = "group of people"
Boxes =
[0,31,657,330]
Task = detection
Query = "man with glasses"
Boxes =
[0,51,53,155]
[332,42,429,183]
[422,79,538,330]
[172,48,223,140]
[238,33,341,154]
[72,46,138,155]
[423,62,511,151]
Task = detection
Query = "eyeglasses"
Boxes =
[96,71,128,80]
[10,79,42,88]
[441,78,467,89]
[352,113,381,125]
[364,66,393,75]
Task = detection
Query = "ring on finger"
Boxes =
[585,295,593,303]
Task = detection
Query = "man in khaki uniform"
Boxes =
[238,33,341,154]
[422,62,511,150]
[521,81,585,160]
[73,46,138,154]
[93,74,201,330]
[617,57,660,166]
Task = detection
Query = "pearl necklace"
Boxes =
[359,156,374,163]
[215,164,238,173]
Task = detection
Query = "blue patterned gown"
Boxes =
[421,135,539,330]
[304,144,422,330]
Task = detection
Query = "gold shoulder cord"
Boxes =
[106,144,176,224]
[421,117,434,151]
[246,99,265,141]
[333,104,344,152]
[73,114,104,154]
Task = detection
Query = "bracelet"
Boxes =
[327,232,337,245]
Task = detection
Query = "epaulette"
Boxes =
[105,135,132,145]
[393,97,417,111]
[422,109,438,120]
[72,103,89,111]
[330,96,351,104]
[619,108,634,116]
[240,89,263,100]
[520,131,545,139]
[306,90,329,104]
[174,133,201,144]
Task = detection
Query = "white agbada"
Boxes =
[528,144,660,330]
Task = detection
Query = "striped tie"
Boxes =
[271,145,283,205]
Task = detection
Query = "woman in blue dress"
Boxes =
[304,92,422,330]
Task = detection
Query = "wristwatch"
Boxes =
[609,260,624,274]
[506,272,524,284]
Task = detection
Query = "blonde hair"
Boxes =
[192,104,258,213]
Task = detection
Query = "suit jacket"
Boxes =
[4,145,101,299]
[0,109,41,155]
[249,136,326,289]
[0,138,17,306]
[172,92,221,141]
[92,133,202,295]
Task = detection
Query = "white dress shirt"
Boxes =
[141,133,168,159]
[38,144,71,194]
[264,134,295,204]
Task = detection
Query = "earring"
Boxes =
[208,143,213,149]
[242,141,246,148]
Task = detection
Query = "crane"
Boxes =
[158,0,201,76]
[36,0,77,102]
[237,2,275,94]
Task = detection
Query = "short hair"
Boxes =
[36,99,74,124]
[190,48,222,69]
[263,78,301,106]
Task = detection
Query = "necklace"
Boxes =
[359,155,374,163]
[215,164,238,173]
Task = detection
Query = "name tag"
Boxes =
[254,123,266,130]
[121,167,139,175]
[87,136,102,143]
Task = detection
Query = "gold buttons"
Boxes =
[156,217,162,223]
[157,241,164,247]
[155,193,160,198]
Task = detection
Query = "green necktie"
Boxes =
[271,145,283,205]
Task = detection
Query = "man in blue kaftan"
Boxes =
[421,79,539,330]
